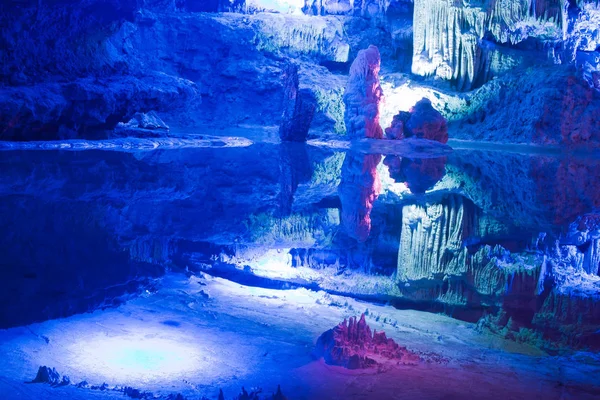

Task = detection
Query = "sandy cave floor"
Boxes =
[1,272,599,400]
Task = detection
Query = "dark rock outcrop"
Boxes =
[315,314,419,369]
[30,366,61,385]
[279,63,317,142]
[272,385,287,400]
[0,73,197,141]
[30,366,70,386]
[343,45,384,139]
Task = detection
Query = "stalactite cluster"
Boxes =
[412,0,567,90]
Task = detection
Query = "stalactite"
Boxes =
[412,0,568,90]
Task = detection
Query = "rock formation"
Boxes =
[115,111,170,138]
[279,63,317,142]
[31,366,64,386]
[404,98,448,143]
[218,0,399,17]
[385,98,448,143]
[0,73,197,141]
[561,213,600,276]
[315,314,419,369]
[452,67,600,147]
[384,111,410,140]
[535,75,600,146]
[343,45,384,139]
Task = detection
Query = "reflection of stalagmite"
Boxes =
[339,152,382,242]
[343,45,384,139]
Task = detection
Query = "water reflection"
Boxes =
[1,144,600,341]
[339,152,381,242]
[383,155,446,194]
[277,143,312,217]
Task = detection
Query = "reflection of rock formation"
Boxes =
[398,195,471,284]
[339,152,382,242]
[279,63,317,142]
[530,156,600,227]
[396,194,539,311]
[315,314,419,369]
[0,199,163,328]
[384,156,446,193]
[445,150,600,233]
[277,143,313,216]
[343,45,384,139]
[395,191,600,347]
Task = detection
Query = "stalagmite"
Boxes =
[343,45,384,139]
[315,314,420,369]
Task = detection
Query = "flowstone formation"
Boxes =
[315,314,419,369]
[385,98,448,143]
[343,45,384,139]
